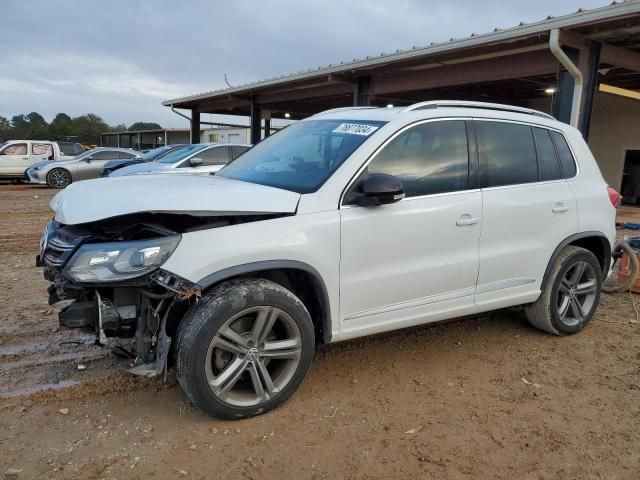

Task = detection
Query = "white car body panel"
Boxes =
[161,211,342,341]
[338,190,481,339]
[50,175,300,225]
[475,180,578,308]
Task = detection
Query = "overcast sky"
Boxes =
[2,0,611,128]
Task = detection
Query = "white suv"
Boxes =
[40,101,618,419]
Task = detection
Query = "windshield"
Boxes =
[155,145,204,163]
[217,119,385,193]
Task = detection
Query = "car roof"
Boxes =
[309,100,564,130]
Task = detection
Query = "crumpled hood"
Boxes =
[109,161,171,176]
[51,174,300,225]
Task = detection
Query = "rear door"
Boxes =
[0,142,30,176]
[474,120,578,308]
[339,119,482,339]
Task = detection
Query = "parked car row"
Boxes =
[1,140,252,188]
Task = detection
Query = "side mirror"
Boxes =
[359,174,405,206]
[85,156,93,162]
[189,157,203,167]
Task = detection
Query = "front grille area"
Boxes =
[42,225,86,268]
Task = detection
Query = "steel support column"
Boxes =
[353,76,372,106]
[264,118,271,138]
[190,110,201,144]
[250,100,262,144]
[578,41,601,139]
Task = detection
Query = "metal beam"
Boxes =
[371,49,558,95]
[190,110,200,144]
[600,43,640,72]
[257,83,352,105]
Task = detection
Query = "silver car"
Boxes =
[26,147,141,188]
[110,143,250,177]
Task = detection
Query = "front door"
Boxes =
[0,142,29,176]
[339,119,482,339]
[76,151,121,180]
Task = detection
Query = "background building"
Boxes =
[162,2,640,202]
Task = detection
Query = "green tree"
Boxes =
[10,114,29,138]
[50,113,73,140]
[0,116,12,141]
[26,112,50,139]
[128,122,162,131]
[72,113,110,145]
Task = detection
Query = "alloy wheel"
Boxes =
[556,260,598,327]
[204,306,303,407]
[48,169,71,188]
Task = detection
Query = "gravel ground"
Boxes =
[1,183,639,479]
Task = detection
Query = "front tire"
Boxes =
[175,278,315,419]
[46,168,72,189]
[526,246,602,335]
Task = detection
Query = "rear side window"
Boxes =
[550,131,577,178]
[477,121,537,187]
[119,152,136,159]
[533,128,562,181]
[92,151,119,160]
[232,145,250,159]
[32,143,53,157]
[366,120,469,197]
[58,143,75,155]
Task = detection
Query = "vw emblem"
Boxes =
[246,347,260,361]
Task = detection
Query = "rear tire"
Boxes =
[526,246,602,335]
[175,278,315,419]
[46,168,72,189]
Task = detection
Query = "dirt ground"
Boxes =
[1,183,639,480]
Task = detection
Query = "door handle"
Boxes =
[456,214,480,226]
[22,157,29,161]
[552,203,569,214]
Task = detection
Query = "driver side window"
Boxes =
[368,120,469,198]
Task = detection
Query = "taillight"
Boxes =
[607,186,622,208]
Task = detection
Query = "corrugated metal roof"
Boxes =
[162,0,640,106]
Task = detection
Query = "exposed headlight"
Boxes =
[65,235,181,283]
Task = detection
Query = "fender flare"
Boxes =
[541,231,612,289]
[196,260,332,343]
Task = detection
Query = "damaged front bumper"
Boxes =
[39,221,200,378]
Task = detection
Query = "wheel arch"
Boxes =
[541,231,612,289]
[196,260,332,344]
